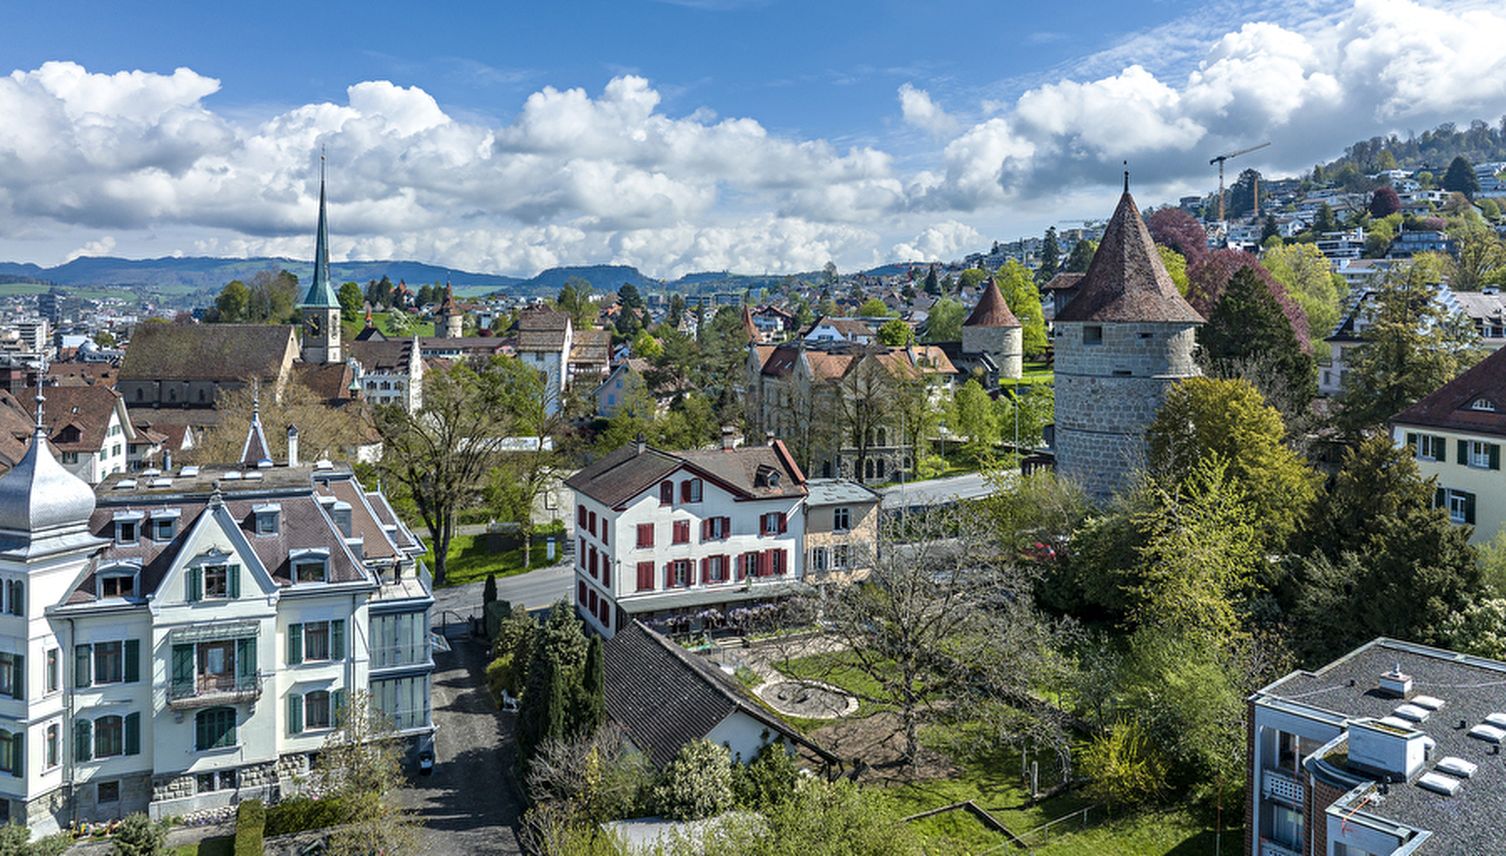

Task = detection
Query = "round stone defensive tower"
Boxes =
[1053,184,1203,501]
[961,276,1024,380]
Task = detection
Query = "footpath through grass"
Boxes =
[427,524,564,588]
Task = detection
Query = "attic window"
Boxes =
[253,505,280,536]
[99,572,136,600]
[330,503,353,538]
[149,510,180,542]
[1471,398,1497,412]
[1083,326,1103,346]
[112,512,143,544]
[293,558,328,584]
[757,466,782,488]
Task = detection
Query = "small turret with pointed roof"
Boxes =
[961,275,1024,379]
[437,282,463,339]
[239,385,274,469]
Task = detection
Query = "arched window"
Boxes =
[876,459,886,478]
[195,707,237,751]
[876,427,887,446]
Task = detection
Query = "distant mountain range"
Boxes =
[0,255,844,300]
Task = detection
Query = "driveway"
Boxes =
[879,471,1008,511]
[400,635,525,854]
[431,561,574,622]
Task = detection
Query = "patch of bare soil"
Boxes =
[805,711,959,785]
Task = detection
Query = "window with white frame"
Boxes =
[810,547,828,572]
[293,558,328,584]
[99,571,136,599]
[832,507,852,532]
[305,690,332,729]
[1471,398,1497,412]
[114,517,139,544]
[1469,440,1499,469]
[833,544,850,569]
[1413,434,1445,461]
[1447,489,1476,525]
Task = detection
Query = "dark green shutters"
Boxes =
[287,624,303,665]
[235,638,256,680]
[10,731,21,778]
[331,620,345,661]
[9,654,20,700]
[74,645,91,689]
[1406,432,1418,455]
[124,712,140,756]
[195,708,236,751]
[1491,444,1501,471]
[74,720,91,763]
[333,688,348,726]
[123,640,139,683]
[287,693,303,735]
[227,565,241,599]
[171,644,194,693]
[1466,492,1478,525]
[186,567,202,602]
[1459,439,1469,464]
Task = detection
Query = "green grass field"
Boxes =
[426,524,564,587]
[172,837,233,856]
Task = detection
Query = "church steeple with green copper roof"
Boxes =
[298,155,339,309]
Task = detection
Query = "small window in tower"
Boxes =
[1138,332,1153,340]
[1113,369,1133,377]
[1083,326,1103,345]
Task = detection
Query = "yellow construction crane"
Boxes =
[1210,142,1270,221]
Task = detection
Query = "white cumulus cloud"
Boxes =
[898,83,958,136]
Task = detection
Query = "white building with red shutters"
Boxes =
[563,432,807,638]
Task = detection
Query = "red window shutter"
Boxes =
[589,548,597,577]
[577,505,585,527]
[723,516,731,538]
[778,512,788,533]
[660,481,673,505]
[664,564,673,588]
[601,522,607,546]
[577,580,586,603]
[700,558,709,584]
[735,554,746,581]
[779,549,789,575]
[588,512,597,537]
[637,561,653,591]
[680,480,689,502]
[602,560,611,587]
[722,554,731,582]
[701,519,709,541]
[758,550,769,577]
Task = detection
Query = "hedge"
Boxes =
[265,796,354,837]
[234,799,265,856]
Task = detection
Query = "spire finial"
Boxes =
[32,389,44,435]
[1123,160,1130,194]
[251,379,261,418]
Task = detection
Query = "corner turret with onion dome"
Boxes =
[0,391,102,558]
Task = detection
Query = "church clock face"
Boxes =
[306,314,322,336]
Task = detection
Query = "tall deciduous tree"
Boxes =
[214,279,251,322]
[1148,378,1317,551]
[337,281,364,323]
[877,318,914,346]
[317,690,419,856]
[1147,208,1210,265]
[994,260,1048,355]
[374,357,536,585]
[1444,155,1480,198]
[1338,257,1480,435]
[949,379,998,463]
[1261,243,1347,355]
[1369,186,1402,218]
[922,297,965,342]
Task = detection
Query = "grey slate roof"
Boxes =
[565,441,806,510]
[604,621,832,767]
[119,324,296,383]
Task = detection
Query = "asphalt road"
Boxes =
[878,471,1003,510]
[431,561,574,623]
[400,635,524,854]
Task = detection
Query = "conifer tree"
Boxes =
[483,573,497,606]
[1037,227,1060,283]
[576,636,606,737]
[1201,267,1314,404]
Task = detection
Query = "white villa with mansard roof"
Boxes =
[0,395,433,835]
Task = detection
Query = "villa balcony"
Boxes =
[167,672,264,709]
[1263,767,1305,806]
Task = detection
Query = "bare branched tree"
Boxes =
[317,690,419,856]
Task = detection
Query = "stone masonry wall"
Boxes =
[962,325,1024,380]
[1055,320,1199,500]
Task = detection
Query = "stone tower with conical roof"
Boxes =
[436,283,463,339]
[298,157,342,364]
[961,276,1023,380]
[1054,178,1204,500]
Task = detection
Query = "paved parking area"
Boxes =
[400,634,524,854]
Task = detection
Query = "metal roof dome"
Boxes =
[0,396,97,538]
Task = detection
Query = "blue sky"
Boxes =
[2,0,1504,277]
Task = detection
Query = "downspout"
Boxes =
[64,616,76,829]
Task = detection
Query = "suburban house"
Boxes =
[348,336,425,413]
[511,308,573,415]
[564,434,807,639]
[1392,344,1506,544]
[1245,638,1506,856]
[802,317,875,345]
[0,404,433,833]
[803,478,881,585]
[592,358,691,420]
[603,620,833,768]
[15,386,138,485]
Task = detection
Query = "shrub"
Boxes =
[29,832,73,856]
[732,742,799,811]
[265,795,354,836]
[485,652,517,705]
[233,800,265,856]
[0,824,73,856]
[1081,720,1168,807]
[653,739,734,821]
[111,813,167,856]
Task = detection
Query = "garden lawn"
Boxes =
[427,526,562,588]
[1002,359,1054,390]
[172,837,234,856]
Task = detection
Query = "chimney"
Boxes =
[163,449,173,472]
[633,433,646,454]
[720,425,738,451]
[1379,666,1413,699]
[287,424,300,468]
[765,430,776,446]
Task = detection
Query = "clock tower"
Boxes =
[298,158,342,364]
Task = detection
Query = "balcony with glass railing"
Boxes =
[167,671,263,708]
[1263,767,1306,806]
[370,641,433,671]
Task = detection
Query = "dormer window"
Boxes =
[290,549,330,584]
[99,571,137,600]
[1471,397,1497,412]
[112,511,143,544]
[150,510,180,542]
[756,466,782,488]
[253,505,281,536]
[330,503,353,538]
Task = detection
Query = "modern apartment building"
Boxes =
[1246,638,1506,855]
[0,404,433,834]
[564,433,807,639]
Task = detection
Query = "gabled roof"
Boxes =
[1055,192,1204,324]
[604,621,834,768]
[963,277,1020,328]
[1394,344,1506,437]
[119,324,296,384]
[15,385,129,453]
[565,440,806,509]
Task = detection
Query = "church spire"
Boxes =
[299,151,339,309]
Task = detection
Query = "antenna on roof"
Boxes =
[1123,161,1130,194]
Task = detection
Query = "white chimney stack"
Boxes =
[287,424,300,468]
